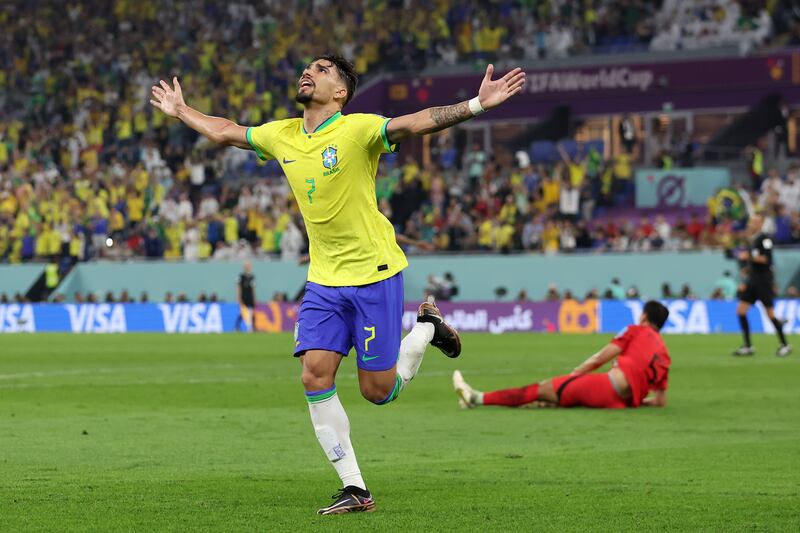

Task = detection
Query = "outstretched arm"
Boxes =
[571,343,622,375]
[386,65,526,145]
[150,77,250,150]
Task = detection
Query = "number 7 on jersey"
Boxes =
[305,178,316,204]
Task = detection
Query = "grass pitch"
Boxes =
[1,333,799,531]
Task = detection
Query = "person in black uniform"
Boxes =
[733,214,791,357]
[236,261,256,332]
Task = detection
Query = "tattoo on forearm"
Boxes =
[427,101,472,133]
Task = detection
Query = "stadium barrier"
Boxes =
[0,250,794,303]
[2,300,799,335]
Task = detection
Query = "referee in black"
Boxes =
[733,214,791,357]
[236,261,256,332]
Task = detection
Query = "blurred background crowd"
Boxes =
[1,0,800,271]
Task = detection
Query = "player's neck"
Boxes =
[303,106,341,134]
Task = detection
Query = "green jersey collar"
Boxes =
[302,111,342,135]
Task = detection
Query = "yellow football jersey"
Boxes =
[247,112,408,286]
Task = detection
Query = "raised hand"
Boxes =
[478,65,526,111]
[150,77,185,117]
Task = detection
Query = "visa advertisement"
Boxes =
[1,300,799,334]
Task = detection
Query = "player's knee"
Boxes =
[359,381,394,405]
[301,363,333,391]
[537,379,558,403]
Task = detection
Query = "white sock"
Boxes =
[307,388,366,490]
[397,322,435,385]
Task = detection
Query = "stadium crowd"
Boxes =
[1,0,799,267]
[651,0,778,53]
[3,134,800,265]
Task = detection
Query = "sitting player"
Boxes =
[453,300,671,409]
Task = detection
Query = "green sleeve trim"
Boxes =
[381,118,399,154]
[246,127,268,161]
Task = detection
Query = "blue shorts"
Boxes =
[293,272,404,372]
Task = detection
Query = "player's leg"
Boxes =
[452,369,558,407]
[733,298,755,356]
[302,350,375,515]
[295,283,374,514]
[239,305,251,333]
[351,274,461,405]
[394,297,462,388]
[416,297,462,360]
[555,373,627,408]
[764,304,792,357]
[247,305,255,333]
[350,273,407,404]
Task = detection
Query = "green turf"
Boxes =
[1,333,798,531]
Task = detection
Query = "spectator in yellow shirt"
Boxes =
[542,220,560,253]
[541,173,561,208]
[224,212,239,244]
[495,222,515,252]
[614,153,632,179]
[259,214,277,254]
[0,133,8,165]
[109,208,125,234]
[478,218,494,250]
[613,153,633,198]
[0,224,9,258]
[127,189,145,227]
[558,144,587,188]
[498,195,517,224]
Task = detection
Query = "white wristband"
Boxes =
[468,96,485,116]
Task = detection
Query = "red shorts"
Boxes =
[551,373,628,409]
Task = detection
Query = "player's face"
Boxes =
[296,60,347,107]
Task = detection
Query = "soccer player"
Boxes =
[732,213,792,357]
[453,300,671,409]
[150,55,526,514]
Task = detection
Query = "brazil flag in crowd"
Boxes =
[710,187,746,223]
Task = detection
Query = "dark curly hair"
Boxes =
[310,53,359,107]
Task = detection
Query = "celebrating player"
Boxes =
[453,300,671,409]
[732,213,792,357]
[150,55,525,514]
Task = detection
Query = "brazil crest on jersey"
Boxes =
[246,112,408,287]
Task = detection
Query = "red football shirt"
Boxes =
[610,324,671,406]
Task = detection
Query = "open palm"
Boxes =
[150,77,185,117]
[478,65,526,111]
